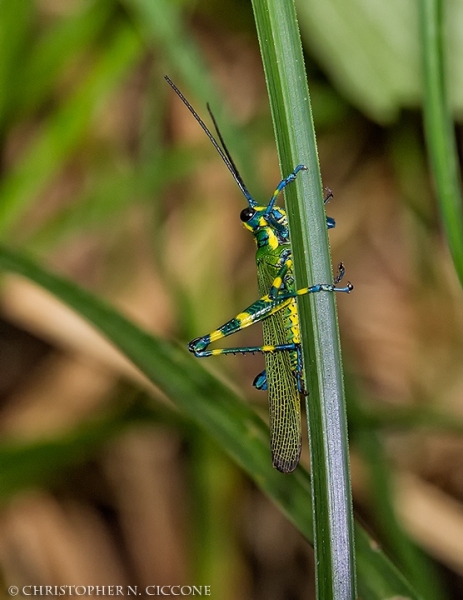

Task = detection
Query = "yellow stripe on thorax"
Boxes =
[267,229,278,250]
[287,300,300,344]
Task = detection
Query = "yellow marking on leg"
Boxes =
[210,330,225,342]
[262,345,276,352]
[236,312,252,325]
[273,276,283,289]
[211,348,223,356]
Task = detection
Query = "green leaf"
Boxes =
[296,0,463,122]
[419,0,463,287]
[251,0,355,597]
[297,0,420,122]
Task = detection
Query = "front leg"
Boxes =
[276,262,353,300]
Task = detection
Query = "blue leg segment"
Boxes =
[295,345,306,395]
[324,187,335,229]
[253,349,304,394]
[253,370,267,391]
[267,165,307,213]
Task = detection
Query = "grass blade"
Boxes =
[251,0,356,597]
[419,0,463,286]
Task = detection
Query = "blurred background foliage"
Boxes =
[1,0,463,598]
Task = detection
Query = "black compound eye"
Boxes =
[240,207,255,222]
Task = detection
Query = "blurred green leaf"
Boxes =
[0,405,131,501]
[297,0,463,122]
[0,0,33,127]
[419,0,463,287]
[0,244,421,599]
[25,146,200,250]
[124,0,262,195]
[12,0,114,119]
[357,430,444,600]
[0,396,183,502]
[0,22,142,239]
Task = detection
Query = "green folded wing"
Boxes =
[257,260,302,473]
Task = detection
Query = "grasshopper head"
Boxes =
[240,204,289,247]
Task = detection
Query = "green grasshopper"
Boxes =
[165,76,352,473]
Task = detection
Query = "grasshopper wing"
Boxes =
[258,263,302,473]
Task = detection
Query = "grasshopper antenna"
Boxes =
[164,75,255,206]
